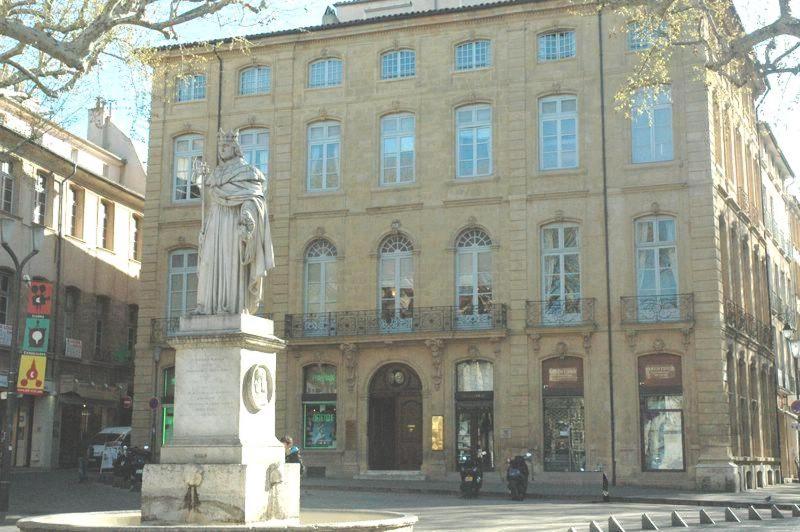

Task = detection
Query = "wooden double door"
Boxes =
[368,363,422,470]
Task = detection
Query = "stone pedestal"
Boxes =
[141,314,300,524]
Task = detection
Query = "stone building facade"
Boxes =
[133,0,799,491]
[0,95,144,467]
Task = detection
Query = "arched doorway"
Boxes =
[368,363,422,470]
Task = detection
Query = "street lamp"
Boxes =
[0,218,43,519]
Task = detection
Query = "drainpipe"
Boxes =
[597,7,617,485]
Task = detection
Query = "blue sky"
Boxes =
[59,0,799,178]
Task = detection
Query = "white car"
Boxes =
[87,426,131,466]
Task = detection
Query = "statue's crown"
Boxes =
[218,128,239,144]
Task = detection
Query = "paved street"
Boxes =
[3,469,800,531]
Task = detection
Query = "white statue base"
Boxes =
[141,314,299,525]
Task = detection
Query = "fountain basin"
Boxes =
[17,509,417,531]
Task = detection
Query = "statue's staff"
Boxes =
[192,157,210,251]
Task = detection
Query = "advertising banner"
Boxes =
[17,354,46,396]
[26,281,53,317]
[22,317,50,353]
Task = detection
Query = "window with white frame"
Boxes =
[635,217,678,320]
[67,185,84,238]
[541,224,581,322]
[239,66,271,95]
[456,104,492,178]
[173,134,204,201]
[455,40,491,71]
[175,74,206,102]
[631,87,673,163]
[381,50,415,80]
[33,173,48,225]
[381,114,415,186]
[303,239,338,336]
[131,214,142,261]
[455,229,493,328]
[627,22,664,51]
[239,128,269,176]
[539,96,578,170]
[0,161,13,213]
[379,234,414,332]
[538,31,576,61]
[307,121,340,192]
[98,199,114,250]
[168,249,198,318]
[308,59,343,88]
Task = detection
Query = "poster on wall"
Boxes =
[22,317,50,353]
[303,403,336,449]
[26,281,53,317]
[65,338,82,359]
[17,354,46,396]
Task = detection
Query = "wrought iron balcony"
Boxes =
[526,298,595,328]
[620,294,694,324]
[284,305,507,339]
[150,313,272,345]
[724,299,774,351]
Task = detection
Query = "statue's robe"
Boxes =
[196,156,273,314]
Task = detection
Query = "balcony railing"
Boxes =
[284,305,507,339]
[724,299,774,351]
[620,294,694,324]
[150,313,272,345]
[526,298,595,328]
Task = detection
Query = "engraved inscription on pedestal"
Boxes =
[243,364,273,413]
[180,352,230,430]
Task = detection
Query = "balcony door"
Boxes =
[635,217,678,321]
[541,224,581,323]
[304,239,337,336]
[455,229,493,329]
[379,235,414,333]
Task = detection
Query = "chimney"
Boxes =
[87,97,109,147]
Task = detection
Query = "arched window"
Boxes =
[379,234,414,332]
[380,114,415,186]
[303,239,337,336]
[541,224,581,322]
[307,121,340,192]
[308,58,342,88]
[168,249,198,318]
[456,104,492,178]
[638,354,684,471]
[456,360,494,468]
[239,66,271,95]
[635,216,678,321]
[455,229,493,329]
[632,87,673,163]
[542,357,585,471]
[381,49,415,79]
[539,96,578,170]
[455,40,491,71]
[239,128,269,176]
[303,364,337,449]
[173,134,203,201]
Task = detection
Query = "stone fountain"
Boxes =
[17,131,416,531]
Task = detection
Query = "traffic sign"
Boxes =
[149,397,159,410]
[121,396,133,409]
[791,400,800,415]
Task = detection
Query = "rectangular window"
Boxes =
[94,296,107,359]
[635,217,678,321]
[541,224,581,322]
[0,161,13,213]
[538,31,576,61]
[33,173,48,225]
[168,250,198,318]
[127,304,138,352]
[455,40,491,71]
[307,122,341,192]
[173,135,203,202]
[627,22,663,51]
[641,395,685,470]
[308,59,342,88]
[381,50,415,80]
[0,272,9,325]
[239,129,269,176]
[539,96,578,170]
[63,287,79,340]
[303,403,337,449]
[131,215,142,261]
[161,366,176,446]
[67,185,84,238]
[456,105,492,178]
[632,87,673,163]
[99,199,114,250]
[381,114,415,186]
[175,74,206,102]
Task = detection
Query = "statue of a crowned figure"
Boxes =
[193,129,274,315]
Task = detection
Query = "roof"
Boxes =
[156,0,541,51]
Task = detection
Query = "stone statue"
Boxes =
[193,130,274,315]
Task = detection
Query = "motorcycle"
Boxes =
[129,444,152,491]
[113,444,151,490]
[506,451,533,501]
[458,450,487,498]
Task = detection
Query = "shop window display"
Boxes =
[303,364,337,449]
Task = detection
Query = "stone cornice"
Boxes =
[168,332,286,353]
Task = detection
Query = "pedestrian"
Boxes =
[280,435,305,477]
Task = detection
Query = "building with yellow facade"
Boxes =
[133,0,800,491]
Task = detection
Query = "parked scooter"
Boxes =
[506,451,533,501]
[129,444,152,491]
[458,449,487,498]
